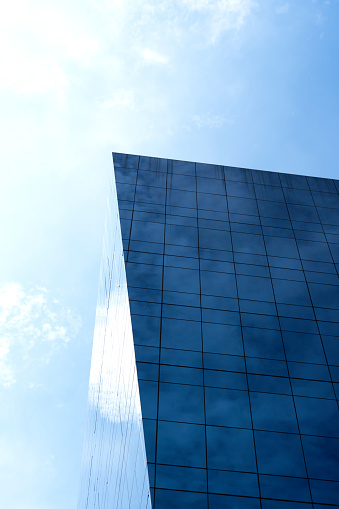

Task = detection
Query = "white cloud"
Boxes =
[141,48,169,65]
[276,3,289,14]
[99,90,135,110]
[193,113,234,128]
[180,0,257,42]
[0,0,99,97]
[0,283,81,387]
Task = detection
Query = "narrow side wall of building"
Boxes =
[77,164,152,509]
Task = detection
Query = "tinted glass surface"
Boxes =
[80,152,339,509]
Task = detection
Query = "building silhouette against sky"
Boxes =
[78,153,339,509]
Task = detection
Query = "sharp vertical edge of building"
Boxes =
[78,153,339,508]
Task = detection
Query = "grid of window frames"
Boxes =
[113,152,339,509]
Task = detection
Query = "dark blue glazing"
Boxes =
[78,153,339,509]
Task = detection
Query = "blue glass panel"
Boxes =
[158,382,205,424]
[302,435,339,481]
[165,224,198,247]
[322,335,339,366]
[228,196,258,215]
[160,347,203,368]
[204,369,247,390]
[243,327,285,360]
[208,494,260,509]
[137,362,159,381]
[131,314,161,347]
[252,169,280,186]
[265,236,299,258]
[163,266,200,294]
[202,307,240,325]
[139,380,158,418]
[232,231,265,255]
[279,172,309,190]
[156,421,206,467]
[255,184,285,202]
[135,184,167,205]
[163,303,200,321]
[284,187,313,206]
[202,322,243,355]
[168,173,196,191]
[294,396,339,437]
[208,470,259,497]
[160,364,203,385]
[310,479,339,505]
[262,226,295,239]
[258,200,289,219]
[255,430,307,476]
[291,378,335,399]
[155,464,207,492]
[161,318,202,351]
[200,270,237,298]
[307,176,337,193]
[126,262,163,289]
[143,419,157,463]
[235,263,270,277]
[288,203,320,222]
[169,159,196,175]
[259,475,311,502]
[197,163,224,179]
[224,165,254,183]
[128,250,163,266]
[308,282,339,309]
[241,313,280,330]
[226,180,256,198]
[206,426,256,471]
[288,361,330,380]
[197,176,225,195]
[297,238,332,262]
[237,275,274,302]
[282,331,326,364]
[139,155,167,171]
[135,345,159,364]
[199,227,232,251]
[272,279,311,306]
[203,352,245,372]
[167,189,197,208]
[239,299,276,315]
[250,392,298,432]
[138,169,167,188]
[198,192,228,212]
[248,374,291,395]
[205,387,251,427]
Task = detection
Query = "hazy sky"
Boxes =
[0,0,338,508]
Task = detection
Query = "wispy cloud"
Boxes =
[276,3,289,15]
[193,113,234,128]
[99,89,135,110]
[181,0,257,43]
[0,284,81,387]
[140,48,169,65]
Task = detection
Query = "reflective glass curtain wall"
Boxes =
[77,167,152,509]
[79,152,339,509]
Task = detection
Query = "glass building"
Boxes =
[78,153,339,509]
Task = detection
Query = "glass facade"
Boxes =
[78,152,339,509]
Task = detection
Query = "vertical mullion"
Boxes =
[195,167,209,508]
[224,170,263,508]
[152,158,169,509]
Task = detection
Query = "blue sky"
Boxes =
[0,0,338,507]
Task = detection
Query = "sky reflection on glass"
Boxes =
[79,153,339,508]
